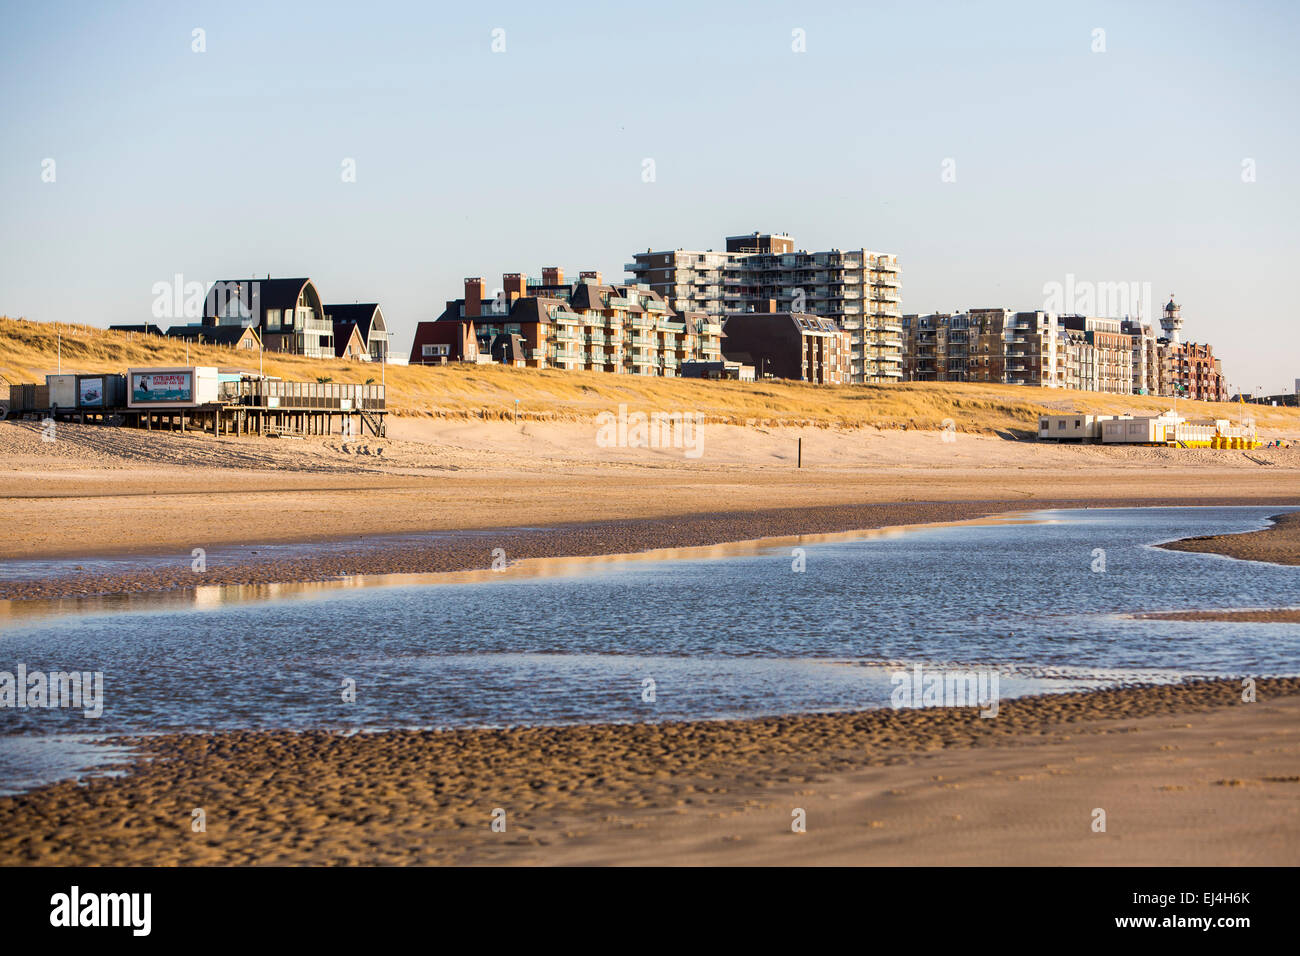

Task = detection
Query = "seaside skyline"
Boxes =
[2,0,1297,394]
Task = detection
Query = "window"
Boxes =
[422,343,449,357]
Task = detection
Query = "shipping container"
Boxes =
[127,366,220,409]
[45,374,78,409]
[44,373,127,409]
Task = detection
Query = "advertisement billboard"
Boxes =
[78,377,104,407]
[132,371,193,404]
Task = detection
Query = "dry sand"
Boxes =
[2,418,1297,596]
[0,679,1295,866]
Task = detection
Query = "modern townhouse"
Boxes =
[325,304,390,363]
[202,277,336,359]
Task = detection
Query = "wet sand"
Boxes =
[1137,609,1300,623]
[3,496,1297,603]
[1,678,1295,866]
[1157,510,1300,566]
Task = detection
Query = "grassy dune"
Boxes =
[2,315,1295,434]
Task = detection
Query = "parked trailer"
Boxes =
[1037,414,1129,443]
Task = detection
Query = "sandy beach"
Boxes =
[1,678,1295,866]
[2,418,1297,600]
[1,417,1298,866]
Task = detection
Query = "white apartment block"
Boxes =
[627,232,903,384]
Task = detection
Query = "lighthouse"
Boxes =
[1161,294,1183,345]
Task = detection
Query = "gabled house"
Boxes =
[409,318,480,364]
[333,322,368,360]
[325,303,389,362]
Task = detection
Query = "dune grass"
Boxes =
[2,315,1295,434]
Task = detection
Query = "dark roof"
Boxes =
[568,282,607,311]
[325,303,383,340]
[507,296,566,323]
[723,312,841,337]
[203,278,317,315]
[165,325,260,346]
[331,322,366,357]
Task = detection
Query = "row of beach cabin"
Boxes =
[1038,412,1260,448]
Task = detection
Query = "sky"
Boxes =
[1,0,1296,393]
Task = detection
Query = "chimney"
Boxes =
[464,277,484,318]
[541,266,564,286]
[756,298,777,313]
[502,272,527,302]
[579,270,602,285]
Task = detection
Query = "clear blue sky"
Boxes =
[2,0,1296,392]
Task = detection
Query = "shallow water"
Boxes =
[0,506,1297,791]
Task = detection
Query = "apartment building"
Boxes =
[720,304,853,385]
[901,313,958,381]
[415,272,723,376]
[626,232,902,384]
[999,312,1064,387]
[1121,319,1160,395]
[1064,327,1097,392]
[904,309,1148,395]
[1060,316,1133,395]
[1169,341,1228,401]
[903,309,1010,383]
[968,309,1010,383]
